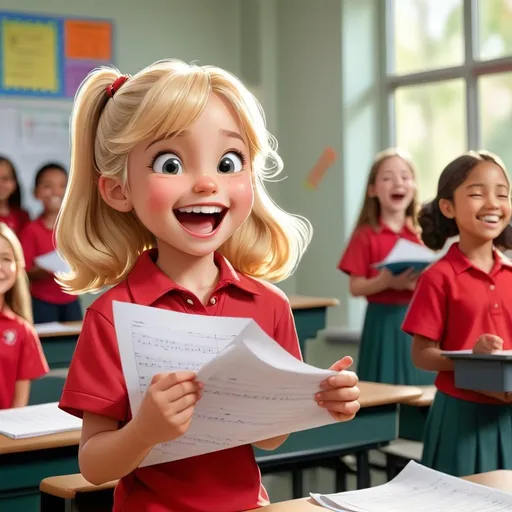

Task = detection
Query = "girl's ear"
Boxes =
[368,185,376,198]
[439,198,455,219]
[98,175,133,212]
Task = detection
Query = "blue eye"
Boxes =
[152,153,183,175]
[218,152,243,174]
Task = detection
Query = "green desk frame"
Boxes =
[40,334,79,370]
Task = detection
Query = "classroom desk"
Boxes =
[34,296,338,369]
[246,470,512,511]
[287,295,339,357]
[35,382,421,512]
[37,322,82,369]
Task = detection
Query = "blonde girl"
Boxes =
[0,222,48,409]
[56,60,360,512]
[337,148,434,386]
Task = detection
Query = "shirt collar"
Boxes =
[127,249,260,306]
[379,218,418,237]
[446,243,512,275]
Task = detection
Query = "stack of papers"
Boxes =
[311,461,512,511]
[374,239,439,275]
[0,402,82,439]
[34,322,81,335]
[34,250,71,275]
[113,301,339,467]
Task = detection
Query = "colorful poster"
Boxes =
[65,20,112,61]
[0,11,113,98]
[1,17,60,94]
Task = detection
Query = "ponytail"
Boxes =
[418,199,458,251]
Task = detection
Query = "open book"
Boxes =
[113,301,339,467]
[374,239,438,275]
[311,460,512,511]
[0,402,82,439]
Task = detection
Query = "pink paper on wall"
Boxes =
[65,60,97,98]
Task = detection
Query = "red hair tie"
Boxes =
[106,75,129,98]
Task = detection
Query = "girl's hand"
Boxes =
[315,356,360,422]
[473,334,503,354]
[132,371,202,446]
[389,268,418,291]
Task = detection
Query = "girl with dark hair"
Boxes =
[0,156,30,235]
[20,162,82,324]
[337,148,434,385]
[403,150,512,476]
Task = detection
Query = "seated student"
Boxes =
[0,223,48,409]
[0,156,30,235]
[20,163,83,325]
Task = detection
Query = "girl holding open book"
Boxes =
[55,60,361,512]
[337,148,434,386]
[19,163,82,324]
[402,150,512,476]
[0,222,48,409]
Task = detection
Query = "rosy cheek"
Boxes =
[145,177,178,213]
[230,178,254,208]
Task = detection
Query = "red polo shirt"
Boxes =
[402,243,512,404]
[0,208,30,236]
[0,309,49,409]
[337,221,422,304]
[20,217,75,305]
[59,249,302,512]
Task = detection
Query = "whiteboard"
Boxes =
[0,98,73,218]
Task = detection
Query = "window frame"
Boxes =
[381,0,512,151]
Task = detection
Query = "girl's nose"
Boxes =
[192,174,218,195]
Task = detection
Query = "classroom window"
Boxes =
[385,0,512,202]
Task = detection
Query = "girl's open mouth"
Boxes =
[173,205,228,235]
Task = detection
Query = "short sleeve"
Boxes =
[19,224,36,270]
[273,299,302,361]
[337,229,370,277]
[402,270,447,341]
[59,309,129,422]
[17,323,49,380]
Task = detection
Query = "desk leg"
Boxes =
[40,492,72,512]
[291,469,303,499]
[356,451,370,489]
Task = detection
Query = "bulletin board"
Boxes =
[0,10,114,98]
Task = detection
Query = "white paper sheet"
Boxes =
[310,460,512,511]
[442,349,512,356]
[112,301,338,466]
[375,238,438,267]
[34,250,71,275]
[0,402,82,439]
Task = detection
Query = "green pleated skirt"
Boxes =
[422,391,512,476]
[357,302,435,385]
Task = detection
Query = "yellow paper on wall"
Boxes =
[2,19,59,92]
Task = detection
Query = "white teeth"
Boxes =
[177,205,223,214]
[479,215,500,223]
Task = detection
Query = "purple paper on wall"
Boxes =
[65,61,97,98]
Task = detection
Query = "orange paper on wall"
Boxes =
[305,147,337,189]
[65,20,112,60]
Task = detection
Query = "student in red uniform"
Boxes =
[55,60,361,512]
[402,150,512,476]
[20,163,82,325]
[0,222,48,409]
[338,148,434,385]
[0,156,30,235]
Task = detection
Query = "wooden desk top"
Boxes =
[37,321,82,338]
[403,385,437,407]
[249,471,512,511]
[1,382,420,456]
[40,469,512,505]
[288,295,339,310]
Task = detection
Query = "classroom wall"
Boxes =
[0,0,242,75]
[268,0,383,329]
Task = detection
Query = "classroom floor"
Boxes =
[263,450,388,502]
